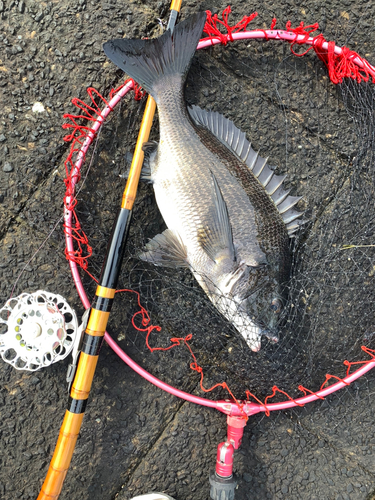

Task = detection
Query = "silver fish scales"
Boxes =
[104,12,302,351]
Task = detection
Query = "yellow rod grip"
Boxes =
[38,340,103,498]
[37,412,84,500]
[95,285,116,299]
[85,309,110,336]
[121,96,156,210]
[70,353,99,400]
[170,0,182,11]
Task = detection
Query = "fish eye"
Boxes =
[270,298,282,314]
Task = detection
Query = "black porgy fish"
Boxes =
[103,12,302,351]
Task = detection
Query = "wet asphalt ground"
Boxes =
[1,0,375,499]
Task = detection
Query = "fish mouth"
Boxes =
[261,328,279,344]
[246,329,278,352]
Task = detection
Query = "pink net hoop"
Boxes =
[63,26,375,417]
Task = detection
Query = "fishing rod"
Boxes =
[37,1,182,498]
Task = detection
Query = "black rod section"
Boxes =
[99,208,132,289]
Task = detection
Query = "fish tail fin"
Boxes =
[103,12,206,100]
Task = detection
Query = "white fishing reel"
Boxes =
[0,290,78,371]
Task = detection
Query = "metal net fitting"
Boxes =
[0,290,78,371]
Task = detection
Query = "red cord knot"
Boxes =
[283,21,375,84]
[362,346,375,358]
[109,79,146,101]
[246,390,271,416]
[132,308,152,330]
[203,6,257,45]
[316,39,372,84]
[342,347,375,376]
[270,18,277,30]
[261,16,277,40]
[298,385,325,400]
[133,82,146,100]
[266,385,305,408]
[284,21,320,56]
[320,374,350,390]
[190,362,202,373]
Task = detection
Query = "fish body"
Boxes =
[103,13,302,351]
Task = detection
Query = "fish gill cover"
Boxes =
[63,8,375,406]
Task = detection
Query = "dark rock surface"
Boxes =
[1,1,375,500]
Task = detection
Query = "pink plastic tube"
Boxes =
[64,30,375,416]
[198,31,375,78]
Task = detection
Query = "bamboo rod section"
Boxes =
[37,2,181,497]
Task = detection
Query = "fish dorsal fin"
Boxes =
[188,104,261,172]
[139,229,189,268]
[198,172,235,264]
[188,105,303,237]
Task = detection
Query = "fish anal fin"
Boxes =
[139,229,189,268]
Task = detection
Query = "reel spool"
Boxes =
[0,290,78,371]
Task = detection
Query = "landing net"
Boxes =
[62,8,375,408]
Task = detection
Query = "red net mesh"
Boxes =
[63,81,144,279]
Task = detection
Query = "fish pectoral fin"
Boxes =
[221,264,247,296]
[138,229,189,268]
[242,255,268,268]
[120,150,153,183]
[142,141,158,155]
[198,172,236,264]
